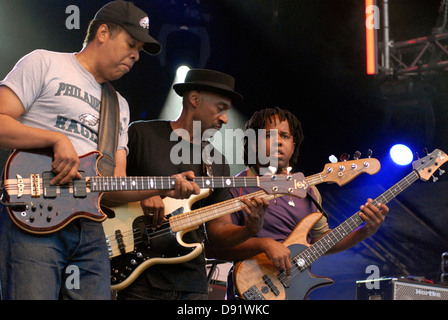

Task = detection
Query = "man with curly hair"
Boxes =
[205,107,389,299]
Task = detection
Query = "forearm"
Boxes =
[0,115,62,150]
[208,223,257,249]
[206,234,271,262]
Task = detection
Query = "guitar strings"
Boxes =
[268,171,421,291]
[105,173,326,256]
[105,190,271,254]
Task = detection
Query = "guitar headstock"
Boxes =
[412,149,447,181]
[259,172,308,198]
[320,158,381,186]
[257,158,380,198]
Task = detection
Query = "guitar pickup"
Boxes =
[42,172,57,198]
[73,171,87,198]
[42,171,87,198]
[262,274,280,296]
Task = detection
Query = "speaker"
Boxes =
[356,277,448,300]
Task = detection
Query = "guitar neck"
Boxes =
[293,170,420,269]
[89,175,259,192]
[169,173,323,232]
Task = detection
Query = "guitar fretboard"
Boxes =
[169,173,324,232]
[89,176,259,192]
[292,171,420,270]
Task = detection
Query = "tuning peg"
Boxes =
[366,149,373,158]
[285,166,292,174]
[433,176,439,182]
[424,148,429,155]
[415,152,420,159]
[288,196,295,207]
[340,153,350,162]
[329,155,337,163]
[439,168,446,176]
[353,151,361,160]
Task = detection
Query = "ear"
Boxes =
[187,90,201,108]
[96,24,110,44]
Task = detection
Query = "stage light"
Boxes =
[390,144,413,166]
[158,66,191,121]
[176,65,190,80]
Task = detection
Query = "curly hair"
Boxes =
[243,107,304,167]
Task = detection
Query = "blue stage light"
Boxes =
[390,144,413,165]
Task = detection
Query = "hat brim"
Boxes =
[122,24,161,55]
[173,83,243,104]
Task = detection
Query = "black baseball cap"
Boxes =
[94,1,161,55]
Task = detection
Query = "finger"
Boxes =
[191,181,200,195]
[360,202,384,225]
[240,198,257,215]
[182,171,196,181]
[261,198,270,209]
[173,175,185,198]
[59,168,80,185]
[285,259,293,276]
[51,165,78,185]
[152,209,163,228]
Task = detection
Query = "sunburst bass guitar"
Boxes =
[234,149,447,300]
[103,157,380,291]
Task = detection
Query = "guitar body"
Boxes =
[234,212,334,300]
[103,189,211,291]
[3,149,105,234]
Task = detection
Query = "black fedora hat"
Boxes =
[94,1,161,55]
[173,69,243,104]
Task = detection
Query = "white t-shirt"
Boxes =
[0,49,130,155]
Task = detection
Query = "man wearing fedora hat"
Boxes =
[0,1,199,300]
[118,68,269,300]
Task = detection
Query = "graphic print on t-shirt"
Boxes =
[53,81,101,144]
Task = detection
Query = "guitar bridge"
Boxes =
[30,174,41,198]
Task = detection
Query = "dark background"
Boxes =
[1,0,447,299]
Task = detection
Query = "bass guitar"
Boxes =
[2,149,308,234]
[233,149,447,300]
[103,157,380,291]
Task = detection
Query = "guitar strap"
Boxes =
[97,82,119,177]
[306,189,328,219]
[201,140,213,178]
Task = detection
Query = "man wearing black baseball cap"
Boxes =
[93,0,161,55]
[0,1,199,300]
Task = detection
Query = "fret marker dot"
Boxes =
[296,258,305,268]
[226,179,231,185]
